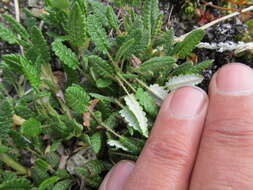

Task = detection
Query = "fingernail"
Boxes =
[216,63,253,95]
[99,161,135,190]
[169,86,207,118]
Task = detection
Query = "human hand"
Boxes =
[99,63,253,190]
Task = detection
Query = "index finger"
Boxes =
[123,86,208,190]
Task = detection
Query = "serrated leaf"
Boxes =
[52,179,72,190]
[115,38,135,62]
[68,2,87,46]
[88,55,114,78]
[3,14,29,40]
[87,14,110,54]
[119,108,140,132]
[0,99,13,138]
[96,79,112,88]
[166,74,204,90]
[189,60,214,74]
[106,6,119,30]
[137,56,176,73]
[38,176,60,190]
[124,94,148,137]
[142,0,160,42]
[172,61,193,75]
[119,136,143,154]
[31,26,51,63]
[52,40,79,70]
[0,178,32,190]
[136,88,158,117]
[148,84,168,105]
[0,23,17,44]
[19,56,41,89]
[21,118,42,137]
[107,139,129,151]
[89,0,109,27]
[65,84,90,113]
[90,132,102,153]
[174,29,205,58]
[136,56,176,78]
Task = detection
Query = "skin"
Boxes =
[99,63,253,190]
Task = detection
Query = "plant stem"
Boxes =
[115,76,131,95]
[117,73,136,93]
[89,110,121,138]
[0,153,30,175]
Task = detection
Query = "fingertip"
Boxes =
[161,86,208,120]
[99,160,135,190]
[209,63,253,96]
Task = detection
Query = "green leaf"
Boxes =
[89,0,109,27]
[142,0,161,42]
[106,6,119,31]
[52,179,72,190]
[136,88,158,117]
[68,2,87,46]
[0,99,14,138]
[65,84,90,113]
[19,56,41,89]
[172,61,193,75]
[0,145,9,154]
[87,15,110,54]
[21,118,42,137]
[75,160,108,177]
[189,60,214,74]
[0,23,17,44]
[31,26,51,63]
[90,132,102,153]
[49,0,70,10]
[3,14,29,40]
[174,29,205,58]
[88,55,114,78]
[115,38,135,62]
[96,79,112,88]
[0,178,32,190]
[136,56,176,76]
[119,136,143,154]
[52,40,79,70]
[38,176,60,190]
[89,93,114,102]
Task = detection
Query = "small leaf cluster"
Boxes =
[0,0,213,189]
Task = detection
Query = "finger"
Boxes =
[123,86,209,190]
[99,160,135,190]
[190,63,253,190]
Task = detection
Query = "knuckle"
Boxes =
[205,118,253,147]
[146,139,192,168]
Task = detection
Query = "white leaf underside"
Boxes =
[107,140,129,151]
[124,94,149,138]
[119,108,140,132]
[166,74,204,91]
[148,84,169,105]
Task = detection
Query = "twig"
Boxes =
[13,0,24,55]
[175,5,253,42]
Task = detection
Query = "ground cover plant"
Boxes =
[0,0,252,189]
